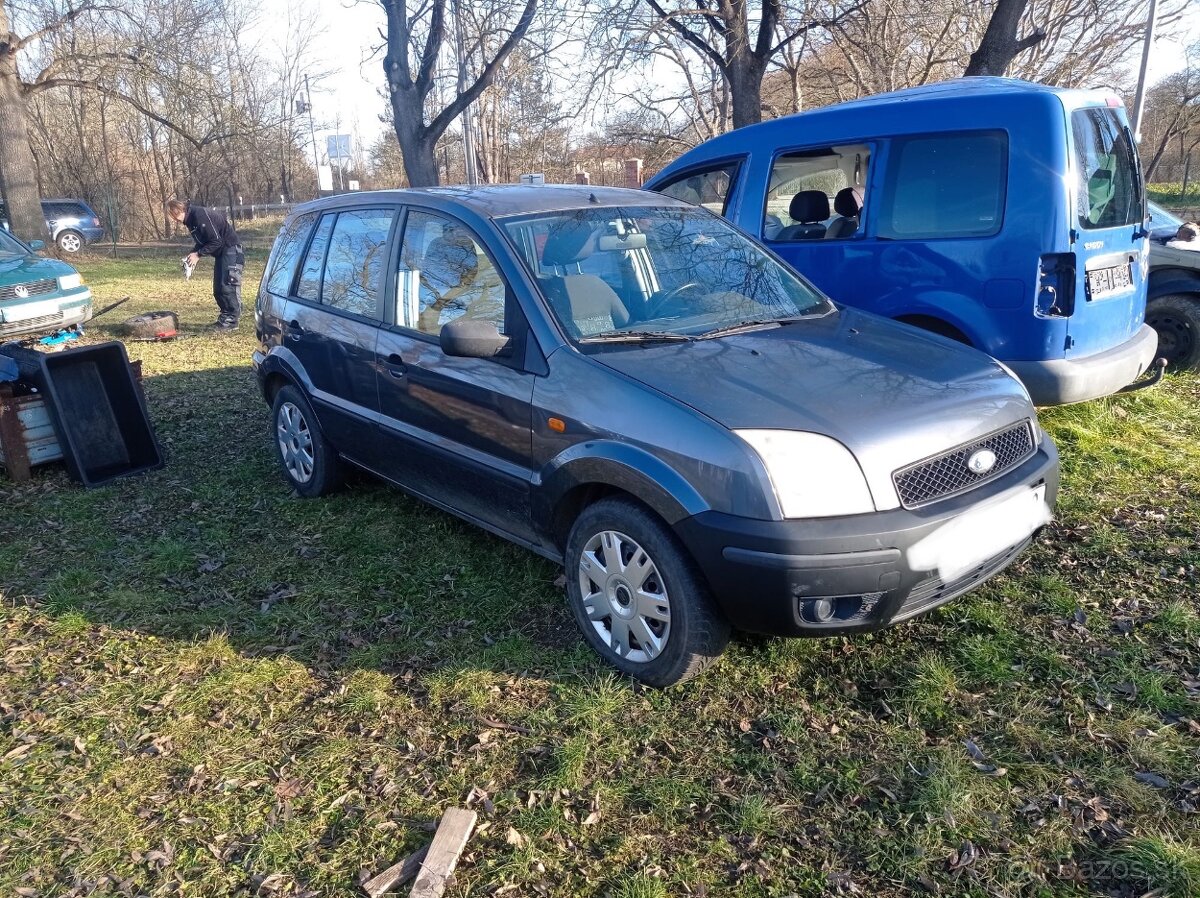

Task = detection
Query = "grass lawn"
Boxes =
[1147,182,1200,212]
[1,234,1198,897]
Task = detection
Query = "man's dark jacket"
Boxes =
[185,205,240,257]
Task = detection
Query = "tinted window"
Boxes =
[265,212,316,296]
[397,210,505,337]
[1073,108,1142,230]
[296,214,335,301]
[877,132,1007,239]
[763,144,870,240]
[655,161,740,216]
[321,208,395,317]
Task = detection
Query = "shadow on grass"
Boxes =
[1,363,589,685]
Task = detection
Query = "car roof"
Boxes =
[292,184,691,219]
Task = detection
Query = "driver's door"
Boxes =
[373,208,540,542]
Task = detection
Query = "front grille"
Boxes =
[0,311,63,335]
[0,278,57,301]
[897,535,1031,622]
[893,420,1036,508]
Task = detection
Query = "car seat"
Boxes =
[826,186,863,239]
[539,218,631,337]
[775,191,829,240]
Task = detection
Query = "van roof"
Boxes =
[293,184,687,219]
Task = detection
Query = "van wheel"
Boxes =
[271,385,342,497]
[1146,294,1200,372]
[564,497,730,687]
[56,229,83,253]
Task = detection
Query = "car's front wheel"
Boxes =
[271,384,342,497]
[564,497,730,687]
[1146,294,1200,372]
[56,229,84,253]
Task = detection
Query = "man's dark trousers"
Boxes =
[213,244,245,322]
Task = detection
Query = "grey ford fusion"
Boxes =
[252,185,1059,686]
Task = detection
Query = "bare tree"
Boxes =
[964,0,1043,76]
[380,0,537,186]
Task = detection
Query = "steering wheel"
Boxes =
[644,281,705,320]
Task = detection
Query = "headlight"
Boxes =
[735,429,875,519]
[58,273,82,290]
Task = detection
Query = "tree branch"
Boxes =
[644,0,729,73]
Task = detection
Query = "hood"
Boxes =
[592,307,1036,510]
[0,253,75,287]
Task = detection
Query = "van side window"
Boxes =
[655,162,741,216]
[265,212,316,297]
[877,132,1007,239]
[763,145,870,241]
[296,213,335,301]
[321,208,396,318]
[397,210,505,338]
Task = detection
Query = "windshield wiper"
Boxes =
[699,317,806,339]
[579,330,695,344]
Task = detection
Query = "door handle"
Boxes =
[285,320,305,341]
[384,353,407,377]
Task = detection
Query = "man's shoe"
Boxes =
[215,318,239,330]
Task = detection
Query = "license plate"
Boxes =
[1,298,59,322]
[906,484,1050,582]
[1087,263,1132,300]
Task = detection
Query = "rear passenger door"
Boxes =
[373,207,539,542]
[282,207,398,456]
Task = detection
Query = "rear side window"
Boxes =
[877,132,1007,239]
[654,161,741,216]
[320,208,395,317]
[296,214,335,301]
[265,212,316,296]
[1073,108,1142,230]
[763,144,870,241]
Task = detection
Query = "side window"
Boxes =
[655,161,741,216]
[296,213,335,301]
[320,208,395,317]
[397,210,505,338]
[265,212,316,297]
[877,132,1007,239]
[763,144,870,241]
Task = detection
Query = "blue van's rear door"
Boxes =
[1065,104,1147,358]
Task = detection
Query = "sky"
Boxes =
[255,0,1200,169]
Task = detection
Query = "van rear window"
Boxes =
[877,132,1007,240]
[1072,108,1142,231]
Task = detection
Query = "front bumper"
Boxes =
[1007,324,1158,405]
[673,439,1059,636]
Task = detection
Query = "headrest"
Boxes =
[789,190,830,224]
[424,230,478,287]
[834,186,864,218]
[543,218,597,266]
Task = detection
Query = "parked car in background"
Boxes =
[253,185,1059,686]
[0,229,92,338]
[645,77,1158,406]
[1145,200,1200,371]
[0,198,105,253]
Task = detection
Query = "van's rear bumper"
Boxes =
[1008,324,1158,405]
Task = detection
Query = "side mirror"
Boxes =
[440,317,510,359]
[27,239,45,251]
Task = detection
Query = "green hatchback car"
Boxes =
[0,228,92,339]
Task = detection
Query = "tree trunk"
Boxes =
[390,92,439,187]
[728,58,766,129]
[0,45,48,244]
[964,0,1041,77]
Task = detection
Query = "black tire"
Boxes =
[270,384,342,497]
[1146,294,1200,372]
[56,229,84,254]
[118,311,179,340]
[564,497,730,687]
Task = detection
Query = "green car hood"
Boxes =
[0,252,76,286]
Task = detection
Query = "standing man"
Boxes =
[166,199,244,329]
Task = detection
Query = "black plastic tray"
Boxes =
[0,341,163,486]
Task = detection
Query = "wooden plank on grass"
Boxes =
[409,808,477,898]
[362,845,429,898]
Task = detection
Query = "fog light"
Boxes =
[811,598,834,622]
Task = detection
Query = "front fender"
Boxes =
[536,440,711,527]
[1148,267,1200,301]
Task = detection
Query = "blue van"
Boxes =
[644,78,1158,405]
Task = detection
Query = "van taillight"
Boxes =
[1036,253,1076,318]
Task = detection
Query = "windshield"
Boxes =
[0,230,30,258]
[500,205,832,340]
[1072,107,1143,231]
[1147,201,1184,230]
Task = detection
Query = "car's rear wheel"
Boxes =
[271,384,342,497]
[564,497,730,687]
[56,230,83,253]
[1146,294,1200,372]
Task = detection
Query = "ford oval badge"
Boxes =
[967,448,997,475]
